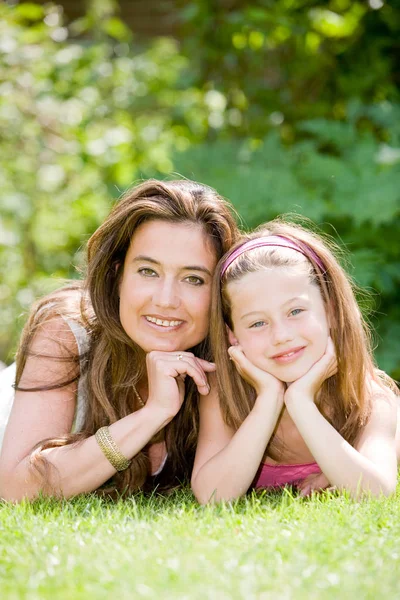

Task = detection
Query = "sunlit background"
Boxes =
[0,0,399,377]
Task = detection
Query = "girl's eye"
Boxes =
[250,320,266,329]
[185,275,204,286]
[138,268,158,277]
[290,308,303,317]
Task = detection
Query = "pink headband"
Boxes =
[220,234,326,277]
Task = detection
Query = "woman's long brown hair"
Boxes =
[15,179,240,497]
[211,218,398,459]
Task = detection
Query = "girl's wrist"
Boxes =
[284,392,316,413]
[253,389,284,412]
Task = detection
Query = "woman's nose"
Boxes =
[153,279,180,309]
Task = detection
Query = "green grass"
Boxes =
[1,486,399,600]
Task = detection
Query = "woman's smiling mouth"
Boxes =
[145,315,184,328]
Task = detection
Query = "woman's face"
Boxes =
[227,267,330,383]
[119,220,218,353]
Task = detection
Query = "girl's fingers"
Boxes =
[298,473,329,496]
[228,346,254,378]
[306,338,337,382]
[228,345,249,368]
[299,484,312,497]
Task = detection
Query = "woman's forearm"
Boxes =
[0,405,169,502]
[192,393,283,504]
[286,400,397,497]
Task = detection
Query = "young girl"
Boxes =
[191,219,399,503]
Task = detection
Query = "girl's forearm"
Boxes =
[286,400,396,497]
[0,406,168,502]
[192,393,283,504]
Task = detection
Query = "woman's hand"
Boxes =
[145,351,215,421]
[228,345,285,398]
[284,337,337,406]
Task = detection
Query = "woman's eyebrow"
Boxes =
[183,265,212,276]
[132,255,212,276]
[132,255,159,265]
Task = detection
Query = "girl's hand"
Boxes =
[284,337,337,406]
[228,345,285,398]
[145,351,215,421]
[297,472,332,497]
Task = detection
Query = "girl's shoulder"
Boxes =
[369,370,399,404]
[363,373,399,435]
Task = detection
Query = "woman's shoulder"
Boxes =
[21,283,90,347]
[15,283,91,388]
[31,282,87,324]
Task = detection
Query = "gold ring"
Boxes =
[177,354,183,361]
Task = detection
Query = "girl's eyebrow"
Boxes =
[239,296,308,320]
[240,311,265,321]
[132,255,212,276]
[282,295,307,306]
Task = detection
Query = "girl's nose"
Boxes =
[153,279,180,309]
[270,321,294,345]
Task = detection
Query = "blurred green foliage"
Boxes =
[0,1,399,378]
[0,1,211,361]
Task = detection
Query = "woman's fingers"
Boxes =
[146,351,215,397]
[196,358,216,372]
[173,358,211,395]
[159,353,212,395]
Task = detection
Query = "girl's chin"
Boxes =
[266,367,310,384]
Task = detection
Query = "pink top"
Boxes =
[254,461,321,489]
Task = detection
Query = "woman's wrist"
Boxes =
[140,401,175,431]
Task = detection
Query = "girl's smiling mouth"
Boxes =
[270,346,306,363]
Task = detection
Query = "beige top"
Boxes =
[0,319,167,475]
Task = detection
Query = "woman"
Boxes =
[0,179,239,501]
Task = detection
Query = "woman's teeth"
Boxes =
[146,316,183,327]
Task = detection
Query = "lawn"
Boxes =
[1,485,399,599]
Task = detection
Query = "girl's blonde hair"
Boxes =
[211,217,396,455]
[15,179,240,497]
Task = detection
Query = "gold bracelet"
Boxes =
[95,426,131,471]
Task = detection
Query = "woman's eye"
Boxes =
[185,275,204,286]
[250,321,266,329]
[290,308,303,317]
[138,268,157,277]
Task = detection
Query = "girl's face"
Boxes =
[119,220,217,353]
[227,267,330,383]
